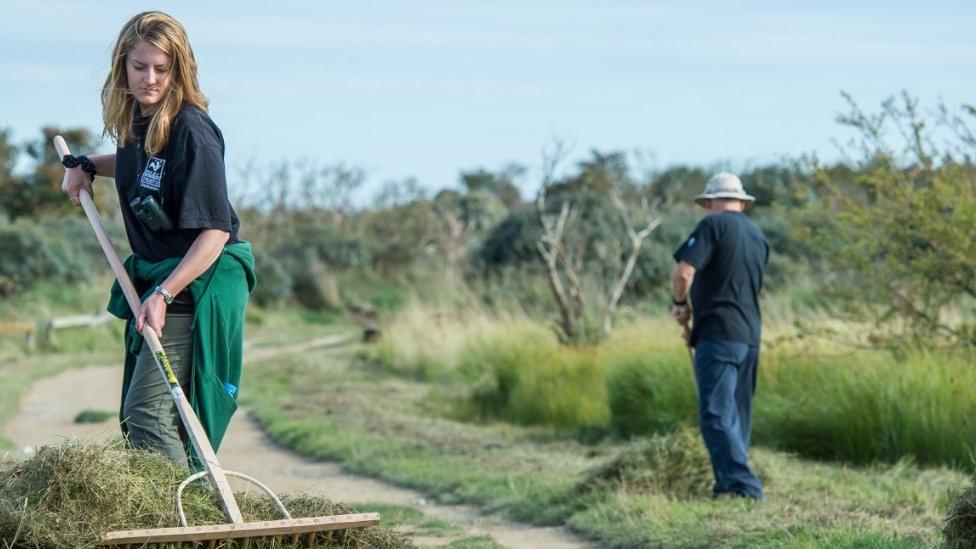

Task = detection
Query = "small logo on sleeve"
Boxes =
[687,237,696,248]
[140,157,166,191]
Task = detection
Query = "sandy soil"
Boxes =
[4,336,593,548]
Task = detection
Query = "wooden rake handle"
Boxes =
[53,135,244,524]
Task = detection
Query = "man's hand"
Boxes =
[136,292,167,339]
[671,303,691,327]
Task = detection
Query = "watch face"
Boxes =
[156,286,173,304]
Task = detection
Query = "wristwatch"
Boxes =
[154,285,175,304]
[671,297,688,306]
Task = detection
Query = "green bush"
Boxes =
[0,218,90,296]
[251,251,293,306]
[289,251,342,312]
[288,224,374,270]
[338,270,408,312]
[476,206,541,269]
[809,94,976,348]
[625,209,698,299]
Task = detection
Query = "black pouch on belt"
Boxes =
[129,195,173,232]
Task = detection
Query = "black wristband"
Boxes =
[672,297,687,306]
[61,154,97,182]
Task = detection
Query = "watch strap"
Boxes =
[154,285,175,304]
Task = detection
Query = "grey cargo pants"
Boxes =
[122,313,193,467]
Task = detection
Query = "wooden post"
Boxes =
[25,325,36,352]
[38,318,55,348]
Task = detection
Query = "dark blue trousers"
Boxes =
[693,339,764,499]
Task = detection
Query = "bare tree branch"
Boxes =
[603,187,662,335]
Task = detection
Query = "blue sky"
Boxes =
[1,1,974,199]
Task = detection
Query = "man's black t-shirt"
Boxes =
[673,211,769,346]
[115,105,240,312]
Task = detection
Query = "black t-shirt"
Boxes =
[115,105,240,311]
[673,211,769,346]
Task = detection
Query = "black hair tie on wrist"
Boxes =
[61,154,97,182]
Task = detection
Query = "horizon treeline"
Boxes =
[2,93,974,348]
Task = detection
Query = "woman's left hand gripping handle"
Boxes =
[54,135,94,205]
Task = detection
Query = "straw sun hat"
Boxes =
[695,173,755,207]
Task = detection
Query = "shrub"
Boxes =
[289,224,374,270]
[338,270,408,312]
[811,94,976,348]
[289,251,342,312]
[0,218,90,296]
[251,251,293,306]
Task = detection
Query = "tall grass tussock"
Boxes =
[373,304,976,470]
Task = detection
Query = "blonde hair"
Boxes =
[102,11,208,156]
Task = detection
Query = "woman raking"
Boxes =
[61,11,256,468]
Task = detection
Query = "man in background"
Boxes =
[671,172,769,500]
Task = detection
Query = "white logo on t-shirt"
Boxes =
[140,157,166,191]
[688,237,696,248]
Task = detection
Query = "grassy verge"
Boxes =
[372,305,976,470]
[243,337,965,547]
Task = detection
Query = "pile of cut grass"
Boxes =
[577,426,774,501]
[0,440,410,548]
[577,427,714,500]
[945,483,976,548]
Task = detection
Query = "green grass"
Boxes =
[371,307,976,470]
[242,339,966,547]
[457,322,610,431]
[352,502,459,537]
[243,306,348,347]
[445,534,504,548]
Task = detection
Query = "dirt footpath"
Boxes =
[4,338,593,548]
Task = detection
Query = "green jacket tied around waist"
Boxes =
[107,241,256,462]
